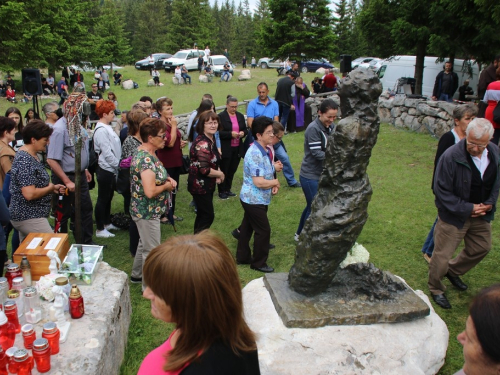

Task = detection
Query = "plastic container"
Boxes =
[13,349,33,375]
[0,347,8,375]
[3,302,20,334]
[6,290,22,318]
[4,265,21,290]
[5,347,18,374]
[41,322,60,355]
[23,288,41,324]
[20,257,31,288]
[32,339,51,373]
[21,325,36,350]
[0,311,15,352]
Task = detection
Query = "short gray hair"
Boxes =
[42,101,59,115]
[226,96,238,104]
[466,118,494,140]
[453,103,478,120]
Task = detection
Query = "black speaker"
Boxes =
[340,54,352,73]
[22,68,42,96]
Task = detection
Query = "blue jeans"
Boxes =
[438,93,452,103]
[182,73,191,84]
[422,217,437,256]
[273,142,298,186]
[220,71,230,81]
[278,103,291,131]
[296,176,318,235]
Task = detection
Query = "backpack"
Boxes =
[493,101,500,124]
[88,126,104,170]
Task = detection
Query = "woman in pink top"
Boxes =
[139,231,261,375]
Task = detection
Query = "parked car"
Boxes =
[352,57,376,69]
[257,57,284,69]
[163,49,207,72]
[135,53,171,70]
[209,55,234,77]
[299,58,334,73]
[367,58,383,71]
[358,58,382,70]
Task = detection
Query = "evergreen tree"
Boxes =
[333,0,349,57]
[132,0,168,58]
[261,0,336,60]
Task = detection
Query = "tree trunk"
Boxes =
[414,42,426,95]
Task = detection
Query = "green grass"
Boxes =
[3,67,495,374]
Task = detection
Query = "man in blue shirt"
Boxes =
[246,82,301,188]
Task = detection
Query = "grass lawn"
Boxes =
[2,66,496,374]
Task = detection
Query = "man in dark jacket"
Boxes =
[432,61,459,102]
[274,70,295,132]
[429,118,500,309]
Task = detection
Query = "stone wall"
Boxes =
[378,92,458,138]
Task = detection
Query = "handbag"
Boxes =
[116,167,130,194]
[493,101,500,124]
[179,155,190,175]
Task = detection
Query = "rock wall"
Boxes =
[378,92,458,137]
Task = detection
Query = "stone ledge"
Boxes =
[14,262,131,375]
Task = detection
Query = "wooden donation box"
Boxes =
[14,233,70,281]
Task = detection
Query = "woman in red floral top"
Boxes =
[188,112,225,233]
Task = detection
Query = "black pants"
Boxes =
[52,171,94,244]
[237,201,270,268]
[129,220,139,257]
[95,167,116,230]
[192,191,214,234]
[218,147,241,194]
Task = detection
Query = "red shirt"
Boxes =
[6,89,15,99]
[323,73,337,89]
[157,123,183,169]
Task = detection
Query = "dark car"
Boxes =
[300,58,334,73]
[135,53,172,70]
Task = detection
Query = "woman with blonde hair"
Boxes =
[139,230,260,374]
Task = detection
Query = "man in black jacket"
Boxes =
[429,118,500,309]
[432,61,458,102]
[274,70,295,132]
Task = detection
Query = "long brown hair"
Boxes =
[143,231,257,371]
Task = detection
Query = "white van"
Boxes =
[376,56,479,99]
[163,49,208,72]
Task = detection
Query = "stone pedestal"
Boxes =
[15,262,131,375]
[243,278,449,375]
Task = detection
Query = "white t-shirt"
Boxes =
[205,48,210,57]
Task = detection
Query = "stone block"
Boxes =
[437,111,451,120]
[315,67,326,75]
[238,74,251,81]
[403,114,414,127]
[400,106,408,112]
[404,98,425,108]
[390,107,403,118]
[378,98,393,109]
[199,75,208,83]
[121,80,133,90]
[147,79,154,86]
[394,117,404,128]
[172,77,184,85]
[392,95,406,106]
[408,108,417,116]
[16,263,131,374]
[435,119,452,137]
[437,101,456,116]
[243,277,449,375]
[426,101,440,107]
[378,108,391,123]
[416,103,440,117]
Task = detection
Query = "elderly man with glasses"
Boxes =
[429,118,500,309]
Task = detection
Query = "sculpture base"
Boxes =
[244,277,448,375]
[264,266,430,328]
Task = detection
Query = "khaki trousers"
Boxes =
[11,218,53,243]
[131,217,161,289]
[428,217,491,295]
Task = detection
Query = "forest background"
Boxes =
[1,0,499,79]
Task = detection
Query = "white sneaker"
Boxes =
[294,233,300,242]
[96,229,115,238]
[105,223,120,231]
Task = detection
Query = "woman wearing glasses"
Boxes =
[188,112,224,234]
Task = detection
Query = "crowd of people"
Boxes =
[0,55,499,373]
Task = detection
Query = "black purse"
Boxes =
[116,167,130,194]
[179,155,190,175]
